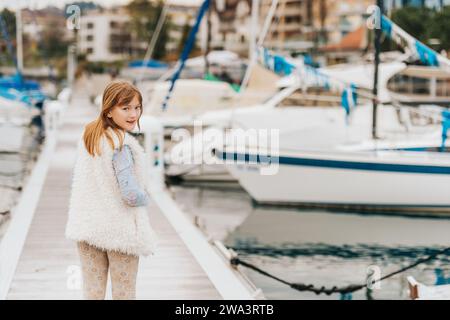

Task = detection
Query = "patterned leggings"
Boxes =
[77,241,139,300]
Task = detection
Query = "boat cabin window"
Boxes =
[276,87,371,108]
[277,88,341,107]
[388,74,430,95]
[437,79,450,97]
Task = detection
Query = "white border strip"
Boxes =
[149,186,256,300]
[0,136,56,299]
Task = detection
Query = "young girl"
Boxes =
[65,80,157,300]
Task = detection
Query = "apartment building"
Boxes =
[207,0,314,55]
[166,3,199,54]
[77,8,132,62]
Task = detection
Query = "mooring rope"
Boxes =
[230,247,450,296]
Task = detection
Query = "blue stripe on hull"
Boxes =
[253,200,450,217]
[215,150,450,175]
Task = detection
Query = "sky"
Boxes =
[0,0,203,10]
[0,0,130,9]
[2,0,449,10]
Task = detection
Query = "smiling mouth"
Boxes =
[126,120,136,124]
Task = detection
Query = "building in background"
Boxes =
[207,0,316,56]
[305,0,373,48]
[319,25,368,64]
[76,1,202,62]
[262,0,314,53]
[205,0,422,57]
[206,0,251,55]
[386,0,448,10]
[28,0,450,64]
[77,8,132,62]
[22,7,69,42]
[310,0,450,64]
[166,1,199,55]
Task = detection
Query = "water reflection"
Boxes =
[0,126,41,239]
[170,184,450,300]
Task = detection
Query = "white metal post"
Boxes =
[44,101,63,147]
[250,0,260,61]
[15,4,23,73]
[67,45,76,88]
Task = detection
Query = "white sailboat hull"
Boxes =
[219,149,450,213]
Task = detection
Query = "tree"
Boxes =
[428,6,450,51]
[390,6,433,45]
[177,21,192,55]
[38,19,69,59]
[390,5,450,52]
[126,0,170,60]
[0,9,17,65]
[0,9,16,39]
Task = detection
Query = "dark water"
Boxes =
[170,182,450,300]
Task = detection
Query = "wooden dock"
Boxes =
[3,91,226,299]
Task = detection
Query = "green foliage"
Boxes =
[427,6,450,50]
[0,9,16,39]
[177,22,193,55]
[0,9,16,65]
[390,6,450,51]
[38,21,69,59]
[0,8,69,69]
[391,6,433,44]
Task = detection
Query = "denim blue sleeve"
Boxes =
[112,144,149,207]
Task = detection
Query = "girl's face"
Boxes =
[108,95,142,131]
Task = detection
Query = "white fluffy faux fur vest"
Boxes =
[65,128,157,257]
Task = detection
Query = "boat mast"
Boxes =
[250,0,260,62]
[204,6,211,76]
[15,3,23,74]
[372,0,383,139]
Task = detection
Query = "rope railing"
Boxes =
[230,246,450,296]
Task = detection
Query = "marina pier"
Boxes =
[0,83,260,300]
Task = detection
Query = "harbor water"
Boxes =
[170,182,450,300]
[0,125,41,242]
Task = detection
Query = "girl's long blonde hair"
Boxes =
[83,80,143,157]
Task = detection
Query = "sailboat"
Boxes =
[0,8,45,127]
[210,14,450,215]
